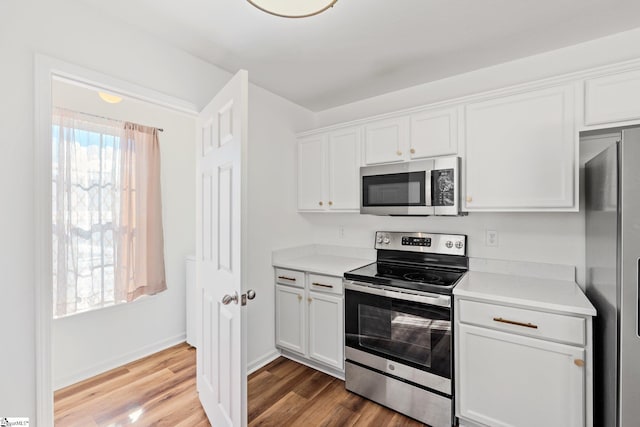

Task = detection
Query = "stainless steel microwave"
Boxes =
[360,157,462,216]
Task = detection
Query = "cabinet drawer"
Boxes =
[309,273,343,295]
[458,300,585,346]
[275,268,304,288]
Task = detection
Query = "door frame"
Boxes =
[34,54,199,426]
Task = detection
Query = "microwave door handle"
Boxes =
[425,170,433,206]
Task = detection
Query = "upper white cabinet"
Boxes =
[297,135,326,211]
[327,127,361,211]
[585,68,640,125]
[363,117,409,165]
[297,127,361,212]
[463,84,577,211]
[410,107,458,159]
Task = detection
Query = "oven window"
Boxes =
[359,305,436,367]
[363,172,425,206]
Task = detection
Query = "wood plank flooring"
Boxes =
[54,343,427,426]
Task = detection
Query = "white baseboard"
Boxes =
[247,349,281,375]
[279,349,345,381]
[53,333,187,390]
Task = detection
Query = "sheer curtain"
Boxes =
[114,123,166,302]
[52,109,166,317]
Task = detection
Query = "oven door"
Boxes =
[345,282,452,383]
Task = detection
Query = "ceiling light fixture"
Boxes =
[247,0,337,18]
[98,91,123,104]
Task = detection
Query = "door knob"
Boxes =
[222,292,238,305]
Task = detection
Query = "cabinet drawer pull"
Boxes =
[308,297,313,303]
[574,359,585,367]
[493,317,538,329]
[312,282,334,289]
[278,276,297,282]
[297,294,302,301]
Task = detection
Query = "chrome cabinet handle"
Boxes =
[222,292,238,305]
[312,282,334,289]
[493,317,538,329]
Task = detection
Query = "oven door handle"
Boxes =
[344,281,451,308]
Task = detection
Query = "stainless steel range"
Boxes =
[344,231,468,427]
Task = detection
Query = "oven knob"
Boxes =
[445,240,453,248]
[455,241,464,249]
[376,236,383,244]
[383,237,390,244]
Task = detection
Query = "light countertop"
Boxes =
[274,254,373,277]
[272,244,375,277]
[454,271,596,317]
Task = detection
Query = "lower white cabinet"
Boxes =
[308,291,344,369]
[275,268,344,372]
[275,284,305,354]
[455,297,592,427]
[457,324,585,427]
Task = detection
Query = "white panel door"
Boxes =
[464,84,576,211]
[196,70,249,427]
[457,324,585,427]
[327,126,361,211]
[363,117,409,165]
[308,291,344,370]
[275,284,306,354]
[410,107,458,159]
[297,135,326,210]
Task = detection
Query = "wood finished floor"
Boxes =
[54,343,427,426]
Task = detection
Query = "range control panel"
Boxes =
[375,231,466,256]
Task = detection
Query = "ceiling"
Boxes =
[79,0,640,111]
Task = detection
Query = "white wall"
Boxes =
[50,80,196,389]
[246,84,315,369]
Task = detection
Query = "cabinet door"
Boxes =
[363,117,409,165]
[297,135,326,211]
[464,84,576,211]
[275,285,306,355]
[308,291,344,369]
[327,127,361,211]
[410,107,458,159]
[585,68,640,125]
[457,324,585,427]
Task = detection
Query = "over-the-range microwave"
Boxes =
[360,156,463,216]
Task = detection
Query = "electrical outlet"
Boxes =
[486,230,498,247]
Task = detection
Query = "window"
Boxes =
[52,108,166,318]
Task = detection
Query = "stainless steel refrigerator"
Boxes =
[585,126,640,427]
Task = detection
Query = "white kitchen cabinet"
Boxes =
[410,107,458,159]
[297,127,360,212]
[297,135,326,211]
[363,116,409,165]
[308,291,344,369]
[463,84,577,211]
[585,67,640,125]
[457,323,585,427]
[274,268,345,372]
[275,284,306,355]
[327,127,361,210]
